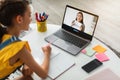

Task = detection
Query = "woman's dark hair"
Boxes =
[75,12,85,31]
[76,12,84,24]
[0,0,29,43]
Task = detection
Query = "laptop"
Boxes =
[45,5,99,56]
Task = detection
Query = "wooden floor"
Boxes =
[31,0,120,56]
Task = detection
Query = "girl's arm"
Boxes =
[19,44,51,79]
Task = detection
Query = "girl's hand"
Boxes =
[22,65,33,76]
[42,43,51,56]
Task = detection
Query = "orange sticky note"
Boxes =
[95,53,109,62]
[93,45,107,53]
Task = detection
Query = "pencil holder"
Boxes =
[36,21,47,32]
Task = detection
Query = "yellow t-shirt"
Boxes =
[0,34,31,79]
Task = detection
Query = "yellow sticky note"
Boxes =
[93,45,107,53]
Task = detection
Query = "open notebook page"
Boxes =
[33,51,75,80]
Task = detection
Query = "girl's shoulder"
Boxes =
[1,34,31,51]
[0,34,31,59]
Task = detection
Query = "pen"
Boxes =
[35,12,41,22]
[39,13,41,21]
[45,14,48,20]
[35,12,49,22]
[42,12,45,16]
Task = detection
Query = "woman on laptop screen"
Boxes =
[71,12,85,32]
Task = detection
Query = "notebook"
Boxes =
[45,5,99,55]
[34,51,75,79]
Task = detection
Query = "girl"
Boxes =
[0,0,51,80]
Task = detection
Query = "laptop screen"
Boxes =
[62,5,99,40]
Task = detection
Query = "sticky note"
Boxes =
[85,47,96,57]
[95,53,109,62]
[93,45,107,53]
[81,49,87,54]
[82,46,96,57]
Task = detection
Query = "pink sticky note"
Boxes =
[95,53,109,62]
[81,49,87,54]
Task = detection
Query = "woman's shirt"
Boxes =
[0,34,31,79]
[71,20,85,31]
[72,20,82,30]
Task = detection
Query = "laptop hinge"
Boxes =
[62,28,90,42]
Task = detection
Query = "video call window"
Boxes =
[63,7,98,36]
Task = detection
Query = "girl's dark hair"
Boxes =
[76,12,84,24]
[0,0,29,43]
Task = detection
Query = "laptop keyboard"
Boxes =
[54,30,88,48]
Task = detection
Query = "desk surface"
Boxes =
[22,23,120,80]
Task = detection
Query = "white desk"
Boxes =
[22,23,120,80]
